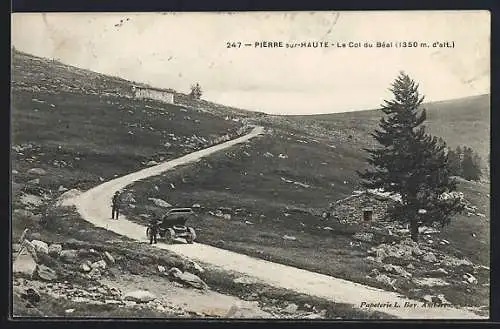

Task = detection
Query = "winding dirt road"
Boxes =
[66,126,486,319]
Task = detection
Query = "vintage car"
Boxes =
[146,208,197,244]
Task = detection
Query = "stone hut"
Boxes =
[132,85,175,104]
[329,189,401,224]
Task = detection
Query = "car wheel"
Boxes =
[165,228,175,243]
[187,227,196,244]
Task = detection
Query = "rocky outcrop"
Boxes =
[31,240,49,255]
[48,244,63,257]
[27,168,47,176]
[13,251,37,277]
[59,250,79,262]
[36,264,58,281]
[124,290,157,303]
[148,198,172,208]
[168,267,208,290]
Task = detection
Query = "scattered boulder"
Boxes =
[382,264,412,279]
[21,287,41,305]
[233,276,259,285]
[375,274,396,288]
[186,260,204,275]
[27,178,40,185]
[263,152,274,158]
[215,240,225,247]
[91,260,107,270]
[120,192,136,203]
[428,268,449,277]
[48,244,63,257]
[103,251,115,264]
[13,251,37,277]
[157,265,166,273]
[226,304,272,318]
[124,290,157,303]
[20,194,44,207]
[27,168,47,176]
[148,198,172,208]
[423,295,434,303]
[463,273,478,284]
[80,262,91,273]
[440,255,474,268]
[423,294,450,305]
[422,252,438,263]
[282,235,297,241]
[223,214,232,220]
[147,160,159,166]
[88,268,101,279]
[56,189,82,207]
[23,240,39,261]
[59,250,78,262]
[58,185,68,192]
[31,240,49,255]
[13,243,21,253]
[353,232,374,243]
[36,264,57,281]
[304,313,323,319]
[413,277,450,287]
[168,267,208,290]
[283,303,299,313]
[192,204,201,209]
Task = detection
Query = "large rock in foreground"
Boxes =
[168,267,208,290]
[13,252,37,277]
[123,290,157,303]
[36,264,58,281]
[31,240,49,255]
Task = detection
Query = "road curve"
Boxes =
[66,126,486,320]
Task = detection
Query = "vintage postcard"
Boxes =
[11,11,490,320]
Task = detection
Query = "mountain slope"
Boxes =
[292,94,490,165]
[11,50,250,193]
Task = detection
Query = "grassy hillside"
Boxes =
[122,94,490,310]
[291,94,490,170]
[11,49,490,314]
[11,50,247,192]
[11,50,393,319]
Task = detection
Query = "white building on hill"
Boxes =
[132,85,175,104]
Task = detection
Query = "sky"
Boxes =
[11,11,490,115]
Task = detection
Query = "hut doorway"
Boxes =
[363,208,373,221]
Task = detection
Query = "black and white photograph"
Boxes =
[10,11,490,320]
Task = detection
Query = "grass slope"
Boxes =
[11,50,245,192]
[292,94,490,168]
[122,95,490,309]
[11,51,386,319]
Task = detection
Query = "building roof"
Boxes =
[132,85,176,93]
[331,189,402,207]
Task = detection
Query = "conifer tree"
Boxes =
[358,72,464,242]
[189,83,203,100]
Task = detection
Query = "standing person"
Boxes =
[111,191,121,220]
[149,217,159,244]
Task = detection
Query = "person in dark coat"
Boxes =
[111,191,121,219]
[149,217,160,244]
